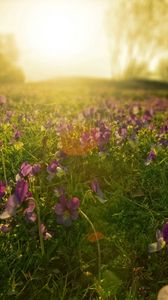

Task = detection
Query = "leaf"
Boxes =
[95,195,108,204]
[101,270,122,296]
[148,241,165,253]
[87,231,105,243]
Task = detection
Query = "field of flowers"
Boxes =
[0,80,168,300]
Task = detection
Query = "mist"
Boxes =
[106,0,168,80]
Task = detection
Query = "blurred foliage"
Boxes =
[106,0,168,80]
[157,59,168,81]
[0,34,25,83]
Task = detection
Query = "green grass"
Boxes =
[0,79,168,299]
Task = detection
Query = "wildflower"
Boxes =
[118,126,127,139]
[0,181,6,198]
[13,141,24,151]
[47,160,60,180]
[145,149,157,165]
[159,137,168,147]
[24,198,37,222]
[0,179,29,219]
[15,179,29,203]
[160,121,168,134]
[13,129,21,140]
[55,195,80,227]
[148,222,168,253]
[91,180,107,203]
[40,223,52,240]
[47,160,60,173]
[20,162,41,177]
[0,224,10,233]
[32,164,41,175]
[20,162,33,177]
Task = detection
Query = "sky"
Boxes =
[0,0,111,81]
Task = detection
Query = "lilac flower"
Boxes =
[0,224,10,233]
[47,160,60,181]
[20,162,33,177]
[55,195,80,227]
[162,222,168,244]
[148,222,168,253]
[145,149,157,165]
[80,132,92,144]
[118,126,127,139]
[0,179,29,219]
[47,160,59,173]
[91,180,107,203]
[40,223,52,240]
[20,162,41,177]
[159,138,168,147]
[99,122,111,143]
[24,198,37,222]
[0,181,6,198]
[15,179,29,203]
[0,194,18,219]
[160,121,168,134]
[32,164,41,175]
[13,130,21,140]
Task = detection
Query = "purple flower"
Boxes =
[145,149,157,165]
[13,130,21,140]
[162,222,168,244]
[91,180,106,203]
[160,121,168,134]
[0,194,18,219]
[32,164,41,175]
[24,198,37,222]
[0,181,6,198]
[47,160,59,173]
[118,127,127,139]
[20,162,41,177]
[0,179,29,219]
[20,162,33,177]
[0,224,10,233]
[47,160,60,181]
[159,138,168,147]
[40,223,52,240]
[148,222,168,253]
[55,195,80,227]
[15,179,29,203]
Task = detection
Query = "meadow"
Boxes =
[0,78,168,300]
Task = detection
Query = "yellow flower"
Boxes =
[13,142,24,151]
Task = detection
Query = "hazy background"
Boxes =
[0,0,168,82]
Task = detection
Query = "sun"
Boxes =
[25,2,91,64]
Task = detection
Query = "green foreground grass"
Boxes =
[0,79,168,300]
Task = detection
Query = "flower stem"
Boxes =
[37,202,45,256]
[79,209,101,282]
[32,184,44,257]
[1,149,7,185]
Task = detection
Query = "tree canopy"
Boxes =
[106,0,168,80]
[0,34,25,83]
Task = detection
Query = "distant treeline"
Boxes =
[0,34,25,83]
[106,0,168,81]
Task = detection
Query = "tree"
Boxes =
[0,34,25,83]
[157,58,168,81]
[106,0,168,79]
